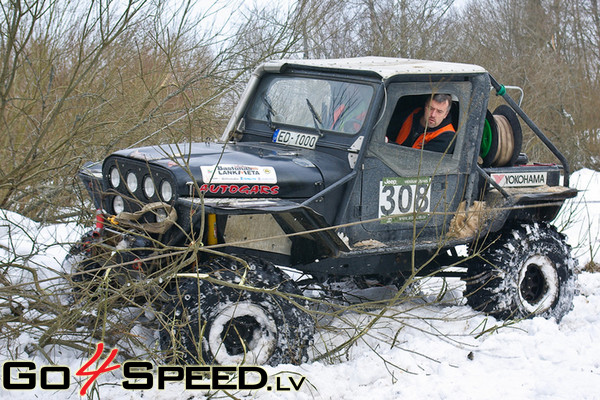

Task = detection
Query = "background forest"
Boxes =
[1,0,599,224]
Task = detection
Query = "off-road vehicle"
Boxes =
[67,57,578,366]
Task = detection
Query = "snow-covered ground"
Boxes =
[1,169,599,399]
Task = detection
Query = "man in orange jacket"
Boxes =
[394,94,455,153]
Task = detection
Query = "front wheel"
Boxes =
[159,256,314,366]
[464,223,577,322]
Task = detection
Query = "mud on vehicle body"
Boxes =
[69,57,578,366]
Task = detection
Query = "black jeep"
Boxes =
[67,57,578,366]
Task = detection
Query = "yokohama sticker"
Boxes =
[491,172,547,187]
[201,165,277,184]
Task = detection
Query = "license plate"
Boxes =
[272,129,319,149]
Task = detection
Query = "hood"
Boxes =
[109,142,351,199]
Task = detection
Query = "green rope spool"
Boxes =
[481,118,492,158]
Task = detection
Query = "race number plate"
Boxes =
[378,177,432,223]
[273,129,319,149]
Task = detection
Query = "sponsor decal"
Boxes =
[491,172,547,188]
[378,176,432,223]
[1,343,305,394]
[201,165,277,184]
[198,184,280,195]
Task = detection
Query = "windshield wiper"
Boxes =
[262,93,276,130]
[306,98,323,137]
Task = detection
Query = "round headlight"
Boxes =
[143,176,155,198]
[113,195,125,214]
[161,181,173,202]
[109,167,120,188]
[126,172,138,193]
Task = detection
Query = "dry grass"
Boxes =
[0,1,240,224]
[584,260,600,273]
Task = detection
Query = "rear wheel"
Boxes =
[464,223,576,321]
[159,256,314,366]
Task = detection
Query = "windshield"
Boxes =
[247,75,374,135]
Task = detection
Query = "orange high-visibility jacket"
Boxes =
[395,108,455,149]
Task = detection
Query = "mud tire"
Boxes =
[464,223,576,322]
[159,256,314,366]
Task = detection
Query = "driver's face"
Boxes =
[424,99,451,128]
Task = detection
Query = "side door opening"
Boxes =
[357,79,474,245]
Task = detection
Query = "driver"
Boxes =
[394,94,455,153]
